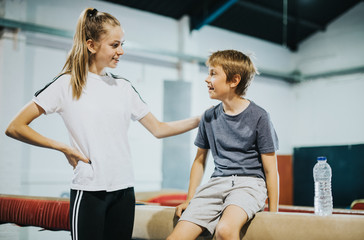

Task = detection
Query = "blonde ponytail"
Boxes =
[61,8,120,99]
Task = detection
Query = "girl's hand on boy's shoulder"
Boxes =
[175,201,189,218]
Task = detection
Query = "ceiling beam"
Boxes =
[3,17,363,83]
[0,18,74,38]
[237,0,324,31]
[191,0,239,31]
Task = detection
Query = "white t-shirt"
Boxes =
[33,72,149,191]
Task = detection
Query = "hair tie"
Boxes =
[88,8,98,18]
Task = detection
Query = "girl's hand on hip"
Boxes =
[62,146,90,168]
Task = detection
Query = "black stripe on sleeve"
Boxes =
[109,73,146,104]
[34,73,66,97]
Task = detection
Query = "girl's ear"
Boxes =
[230,74,241,88]
[86,39,97,54]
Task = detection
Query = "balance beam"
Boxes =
[134,205,364,240]
[1,194,364,239]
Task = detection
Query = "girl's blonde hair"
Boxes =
[206,50,258,96]
[61,8,120,99]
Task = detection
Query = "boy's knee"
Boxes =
[215,223,236,240]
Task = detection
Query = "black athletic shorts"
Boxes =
[70,187,135,240]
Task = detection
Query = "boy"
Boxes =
[167,50,279,240]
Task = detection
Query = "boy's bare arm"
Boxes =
[261,152,279,212]
[175,147,209,217]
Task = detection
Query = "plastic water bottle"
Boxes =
[313,156,333,216]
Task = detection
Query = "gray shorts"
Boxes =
[179,176,267,235]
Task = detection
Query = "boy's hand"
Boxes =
[175,201,189,218]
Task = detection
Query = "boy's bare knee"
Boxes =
[215,222,236,240]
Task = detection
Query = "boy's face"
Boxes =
[205,65,230,100]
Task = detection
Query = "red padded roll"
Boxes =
[0,195,70,231]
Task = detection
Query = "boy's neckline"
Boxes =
[221,98,251,116]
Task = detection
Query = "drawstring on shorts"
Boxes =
[232,175,237,187]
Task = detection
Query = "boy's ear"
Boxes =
[86,39,97,54]
[230,74,241,88]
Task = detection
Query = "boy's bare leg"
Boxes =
[167,220,205,240]
[215,205,248,240]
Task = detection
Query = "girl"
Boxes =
[5,8,200,240]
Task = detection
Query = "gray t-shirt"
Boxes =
[194,101,279,179]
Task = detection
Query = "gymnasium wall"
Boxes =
[0,0,363,199]
[294,144,364,208]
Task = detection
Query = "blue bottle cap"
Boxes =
[317,156,327,161]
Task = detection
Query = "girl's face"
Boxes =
[90,25,125,73]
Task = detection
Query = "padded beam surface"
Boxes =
[1,194,364,239]
[134,205,364,240]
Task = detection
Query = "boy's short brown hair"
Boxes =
[206,50,258,96]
